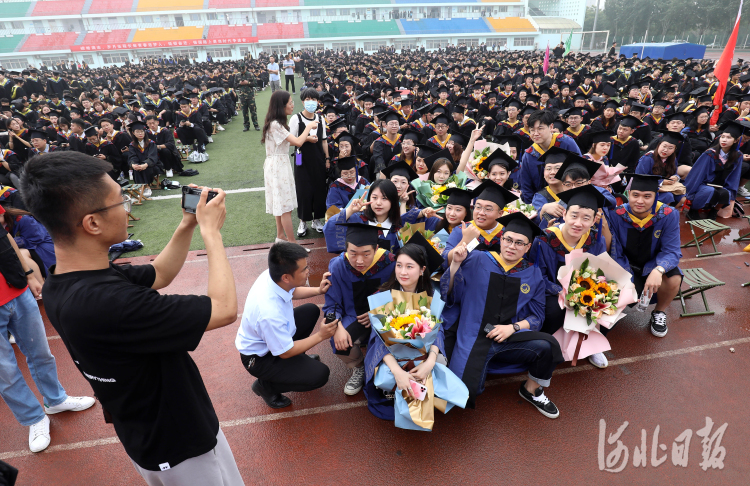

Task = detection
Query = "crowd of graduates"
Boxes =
[274,46,750,421]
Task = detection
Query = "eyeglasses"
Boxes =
[502,236,530,248]
[561,180,588,189]
[474,204,497,214]
[435,124,449,129]
[402,141,415,147]
[77,194,132,226]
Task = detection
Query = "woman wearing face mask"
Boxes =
[324,179,405,254]
[363,237,449,419]
[684,121,744,220]
[636,132,688,207]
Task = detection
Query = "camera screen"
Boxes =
[183,193,200,210]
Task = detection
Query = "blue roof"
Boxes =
[623,42,702,47]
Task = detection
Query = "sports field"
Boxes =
[126,78,314,257]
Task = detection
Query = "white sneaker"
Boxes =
[208,136,214,143]
[8,333,15,344]
[44,396,96,415]
[344,366,365,395]
[217,125,225,131]
[588,352,609,369]
[297,220,308,237]
[143,187,152,198]
[29,415,50,453]
[311,219,324,233]
[738,186,750,198]
[166,169,174,177]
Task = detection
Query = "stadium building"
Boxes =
[0,0,585,68]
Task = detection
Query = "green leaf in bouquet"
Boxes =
[565,293,574,301]
[574,287,585,293]
[580,258,589,272]
[418,295,429,308]
[586,315,592,325]
[424,230,435,240]
[574,307,579,317]
[596,268,604,278]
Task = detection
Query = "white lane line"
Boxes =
[681,251,748,263]
[149,187,264,200]
[2,337,748,461]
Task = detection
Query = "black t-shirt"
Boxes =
[43,263,216,471]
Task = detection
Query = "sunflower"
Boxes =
[390,314,417,330]
[580,289,596,307]
[594,281,610,295]
[577,277,597,291]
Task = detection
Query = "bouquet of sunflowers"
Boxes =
[553,249,638,364]
[368,289,468,431]
[503,199,537,220]
[411,173,468,209]
[398,222,448,255]
[467,146,492,180]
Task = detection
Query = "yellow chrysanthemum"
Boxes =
[580,289,596,307]
[433,185,447,195]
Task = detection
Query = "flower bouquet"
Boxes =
[411,173,468,209]
[503,199,538,220]
[553,249,638,365]
[465,140,511,183]
[368,290,469,431]
[398,222,449,255]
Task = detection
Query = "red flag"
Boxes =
[543,42,550,75]
[711,0,744,125]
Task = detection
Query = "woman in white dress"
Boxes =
[261,90,319,245]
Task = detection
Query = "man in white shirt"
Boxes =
[282,55,296,94]
[267,56,280,93]
[236,242,337,409]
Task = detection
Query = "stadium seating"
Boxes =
[207,0,271,7]
[206,25,254,40]
[79,29,131,46]
[0,35,25,54]
[486,17,536,32]
[394,0,474,3]
[131,26,203,42]
[136,0,203,12]
[256,23,304,40]
[0,1,32,18]
[87,0,131,15]
[255,0,299,6]
[307,20,400,38]
[400,18,491,35]
[19,32,79,52]
[303,0,388,5]
[31,0,85,16]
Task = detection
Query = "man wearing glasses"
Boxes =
[370,110,404,176]
[441,212,564,417]
[21,152,244,485]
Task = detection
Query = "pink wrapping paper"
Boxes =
[590,163,627,188]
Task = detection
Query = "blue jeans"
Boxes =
[0,288,67,426]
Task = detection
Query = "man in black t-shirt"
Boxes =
[20,151,243,486]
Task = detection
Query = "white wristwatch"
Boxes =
[655,266,665,275]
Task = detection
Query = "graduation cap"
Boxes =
[557,184,607,211]
[327,117,347,133]
[382,161,418,182]
[552,119,570,132]
[84,126,100,139]
[442,187,474,209]
[623,173,662,194]
[29,129,48,140]
[630,102,649,113]
[450,103,466,114]
[504,98,524,110]
[337,130,360,148]
[520,106,537,117]
[400,231,444,274]
[478,147,518,173]
[422,148,453,170]
[589,130,615,145]
[321,105,338,116]
[432,113,451,127]
[129,119,147,131]
[496,212,541,242]
[665,112,688,124]
[554,154,602,181]
[602,84,618,97]
[723,120,747,139]
[618,115,642,129]
[539,146,577,165]
[493,134,523,152]
[447,129,468,147]
[402,128,422,144]
[336,222,381,248]
[471,179,518,208]
[655,130,685,146]
[177,97,191,105]
[335,155,360,172]
[602,99,621,110]
[525,94,541,105]
[112,106,129,116]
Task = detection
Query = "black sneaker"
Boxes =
[650,310,668,337]
[518,383,559,419]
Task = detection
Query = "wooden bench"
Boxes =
[122,184,152,205]
[674,268,725,317]
[175,144,190,161]
[681,219,729,257]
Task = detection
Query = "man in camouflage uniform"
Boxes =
[235,64,260,132]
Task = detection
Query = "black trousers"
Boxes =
[285,74,295,93]
[157,147,184,172]
[540,293,566,335]
[240,303,330,395]
[176,126,209,150]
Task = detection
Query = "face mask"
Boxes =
[304,101,318,113]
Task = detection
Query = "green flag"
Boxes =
[563,30,573,56]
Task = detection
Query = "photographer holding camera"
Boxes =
[20,152,243,486]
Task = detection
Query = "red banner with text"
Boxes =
[71,37,258,52]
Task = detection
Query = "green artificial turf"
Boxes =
[126,77,319,257]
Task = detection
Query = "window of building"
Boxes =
[457,38,479,46]
[126,16,136,24]
[102,52,130,64]
[300,43,325,51]
[239,46,249,57]
[262,44,288,55]
[82,54,95,65]
[332,42,356,51]
[40,54,70,64]
[173,47,198,58]
[491,38,508,47]
[0,58,28,70]
[340,9,349,15]
[206,13,217,21]
[12,21,24,30]
[426,39,448,49]
[310,10,321,17]
[141,15,153,24]
[206,47,232,58]
[514,37,534,47]
[190,13,201,21]
[393,40,416,50]
[363,41,386,51]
